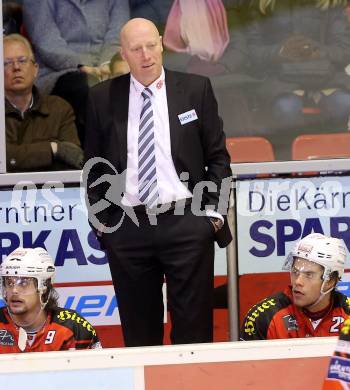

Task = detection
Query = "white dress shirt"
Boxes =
[122,68,192,207]
[121,68,223,223]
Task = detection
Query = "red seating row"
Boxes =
[226,133,350,162]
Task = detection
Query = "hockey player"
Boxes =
[0,247,101,352]
[241,233,350,340]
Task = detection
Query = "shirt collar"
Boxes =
[131,67,165,97]
[6,94,33,114]
[5,86,48,116]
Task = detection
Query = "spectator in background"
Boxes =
[4,34,83,172]
[22,0,130,145]
[245,0,350,159]
[130,0,173,28]
[162,0,248,75]
[0,247,101,353]
[240,233,350,340]
[161,0,254,137]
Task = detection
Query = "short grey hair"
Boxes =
[3,33,36,61]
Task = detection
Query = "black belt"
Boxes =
[132,198,192,215]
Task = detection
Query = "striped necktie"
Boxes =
[138,87,159,207]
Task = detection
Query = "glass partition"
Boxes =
[161,0,350,162]
[2,0,350,172]
[1,0,350,346]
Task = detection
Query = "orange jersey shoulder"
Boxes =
[0,307,101,353]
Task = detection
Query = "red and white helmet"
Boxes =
[1,247,55,294]
[283,233,347,280]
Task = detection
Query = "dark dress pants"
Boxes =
[103,207,215,347]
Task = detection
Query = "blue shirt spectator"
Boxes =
[22,0,130,94]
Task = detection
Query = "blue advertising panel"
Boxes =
[0,185,110,282]
[236,175,350,275]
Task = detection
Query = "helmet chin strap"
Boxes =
[306,279,334,310]
[39,288,51,310]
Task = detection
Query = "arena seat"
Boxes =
[292,133,350,160]
[225,136,275,163]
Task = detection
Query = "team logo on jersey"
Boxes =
[0,329,15,345]
[282,315,298,331]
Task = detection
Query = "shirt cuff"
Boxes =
[205,209,224,224]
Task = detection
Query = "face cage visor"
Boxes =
[1,276,43,298]
[282,252,334,282]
